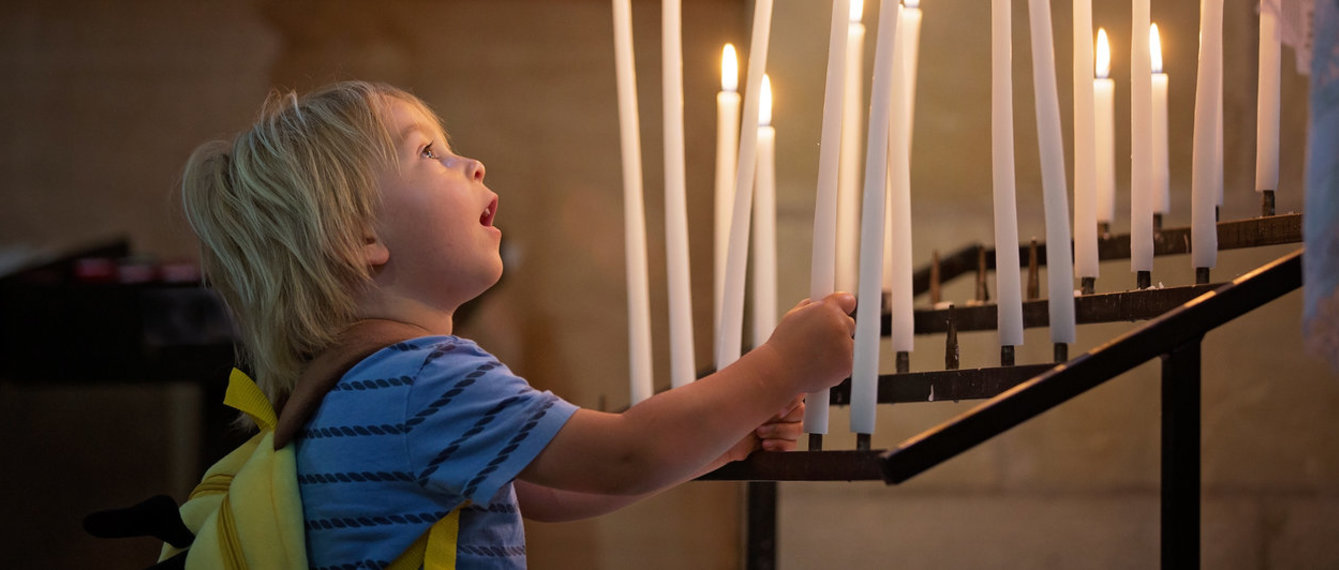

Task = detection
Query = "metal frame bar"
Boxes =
[913,214,1300,295]
[881,249,1300,484]
[1161,340,1202,569]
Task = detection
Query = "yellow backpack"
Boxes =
[86,320,459,569]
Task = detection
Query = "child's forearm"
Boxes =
[519,344,798,496]
[516,435,753,522]
[518,293,854,497]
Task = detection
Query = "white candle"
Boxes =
[837,0,867,296]
[753,76,778,350]
[884,0,920,354]
[1095,29,1117,226]
[1214,32,1224,208]
[1257,1,1280,193]
[1258,0,1280,195]
[1192,0,1223,270]
[1151,24,1171,216]
[611,0,654,404]
[805,0,851,436]
[715,45,740,350]
[662,0,695,389]
[1072,0,1099,280]
[992,0,1024,348]
[1026,0,1076,343]
[898,0,923,148]
[717,0,773,369]
[852,0,900,436]
[1131,0,1154,273]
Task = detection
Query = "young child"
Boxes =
[181,80,856,568]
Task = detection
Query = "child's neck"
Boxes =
[356,292,456,336]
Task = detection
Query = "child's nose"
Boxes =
[468,159,485,182]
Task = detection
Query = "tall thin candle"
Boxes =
[1027,0,1077,343]
[1151,24,1171,216]
[1131,0,1154,273]
[611,0,654,404]
[718,0,774,369]
[753,76,778,350]
[837,0,867,295]
[885,0,920,354]
[1095,29,1117,227]
[805,0,851,436]
[662,0,695,389]
[1192,0,1223,270]
[992,0,1024,348]
[1256,0,1281,193]
[852,0,900,437]
[1072,0,1099,280]
[714,45,740,347]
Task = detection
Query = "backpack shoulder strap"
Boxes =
[273,318,431,449]
[386,508,461,570]
[273,318,460,568]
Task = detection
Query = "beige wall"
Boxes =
[2,0,1335,568]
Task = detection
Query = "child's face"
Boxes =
[372,96,502,314]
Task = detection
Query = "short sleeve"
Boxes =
[402,338,578,505]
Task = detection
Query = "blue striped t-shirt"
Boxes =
[295,336,578,569]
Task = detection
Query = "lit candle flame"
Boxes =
[760,74,773,127]
[1096,28,1111,79]
[722,43,738,93]
[850,0,863,23]
[1150,23,1163,75]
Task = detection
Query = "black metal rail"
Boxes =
[880,248,1301,484]
[914,213,1301,296]
[905,283,1221,334]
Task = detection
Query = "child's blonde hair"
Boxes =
[181,80,443,413]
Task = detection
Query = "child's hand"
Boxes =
[761,292,857,394]
[722,396,806,462]
[755,396,805,452]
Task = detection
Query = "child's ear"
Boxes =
[362,235,390,267]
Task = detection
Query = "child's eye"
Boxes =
[421,143,440,160]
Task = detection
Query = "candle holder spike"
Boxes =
[1262,190,1276,217]
[1027,239,1040,300]
[1098,221,1111,237]
[1195,267,1210,285]
[1001,345,1015,366]
[930,250,942,305]
[896,351,910,374]
[1154,213,1163,233]
[975,245,989,302]
[808,433,824,452]
[1054,342,1068,363]
[1081,277,1096,295]
[945,306,959,370]
[1137,270,1152,290]
[856,433,871,451]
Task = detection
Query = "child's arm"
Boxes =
[516,398,805,522]
[518,293,855,497]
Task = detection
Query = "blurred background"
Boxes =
[1,0,1334,568]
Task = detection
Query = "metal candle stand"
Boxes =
[702,212,1303,570]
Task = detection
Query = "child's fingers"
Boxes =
[756,419,802,441]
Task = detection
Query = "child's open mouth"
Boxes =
[481,197,498,226]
